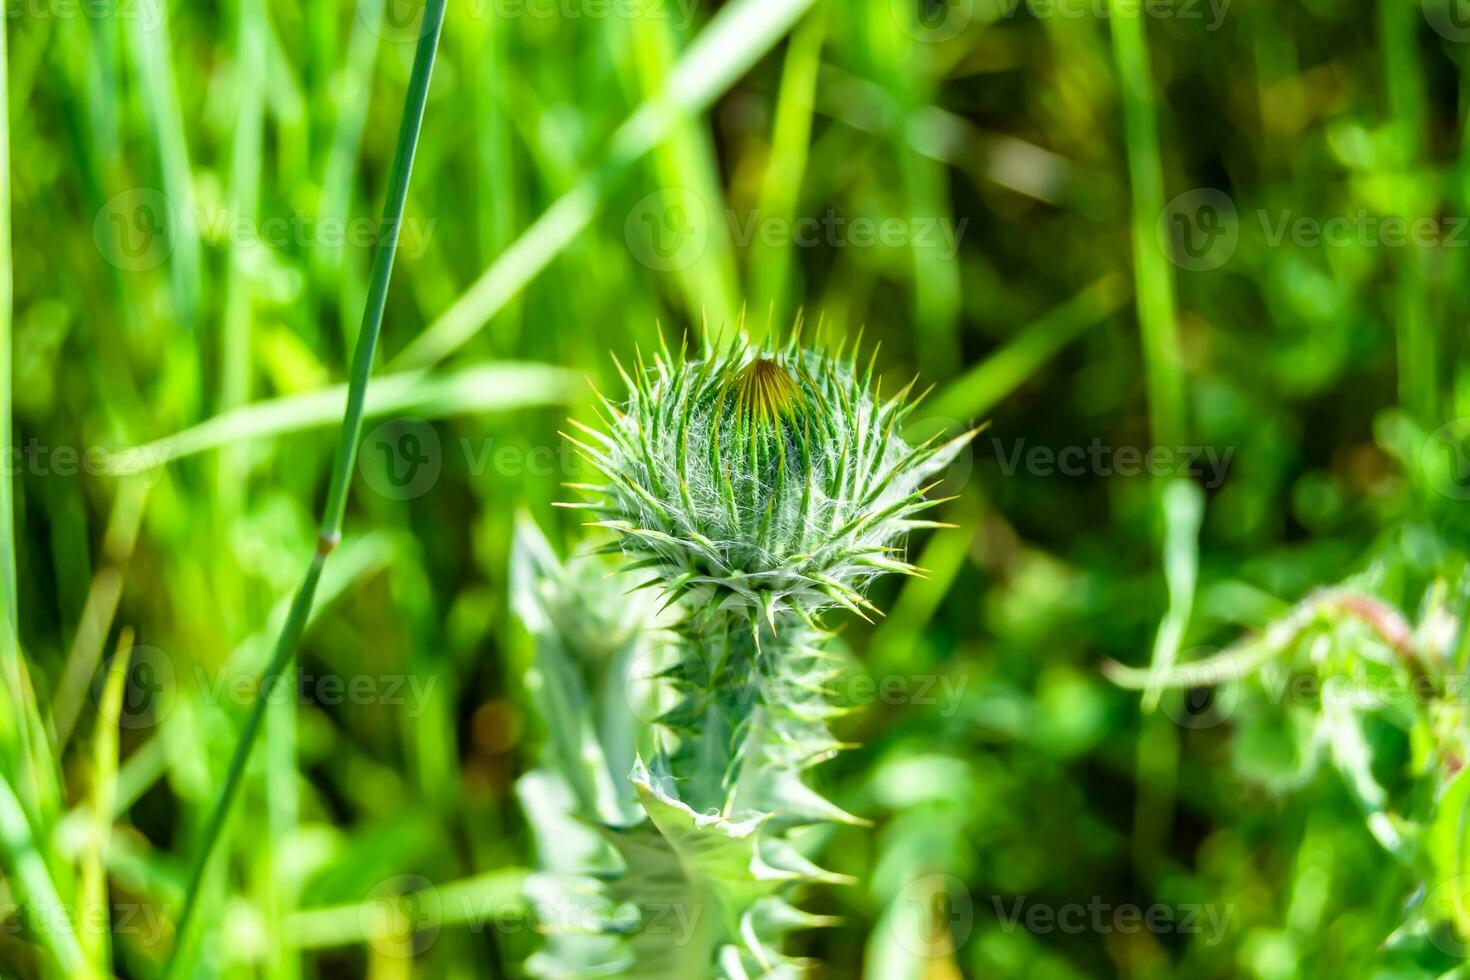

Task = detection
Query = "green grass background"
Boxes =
[5,0,1470,976]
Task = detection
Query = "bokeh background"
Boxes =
[9,0,1470,976]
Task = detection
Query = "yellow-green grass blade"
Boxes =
[104,362,579,474]
[0,771,87,976]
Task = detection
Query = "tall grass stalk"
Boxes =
[0,0,24,831]
[164,2,448,970]
[0,14,77,975]
[0,0,13,629]
[1106,1,1194,879]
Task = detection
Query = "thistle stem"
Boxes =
[164,3,447,971]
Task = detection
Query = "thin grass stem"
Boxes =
[163,2,448,971]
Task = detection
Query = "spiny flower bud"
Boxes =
[562,326,975,624]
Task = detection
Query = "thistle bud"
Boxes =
[565,331,974,622]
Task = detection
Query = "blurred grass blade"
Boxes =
[1107,4,1192,881]
[79,632,131,971]
[627,10,742,334]
[105,362,577,473]
[0,772,86,976]
[126,0,202,333]
[217,0,268,514]
[391,0,820,369]
[1142,479,1204,711]
[49,479,149,750]
[0,0,27,812]
[1108,0,1184,450]
[285,869,528,949]
[0,1,13,628]
[165,2,449,971]
[749,7,827,323]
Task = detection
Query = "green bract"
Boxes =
[563,331,975,626]
[515,332,973,978]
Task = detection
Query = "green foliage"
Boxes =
[1113,571,1470,976]
[10,0,1470,976]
